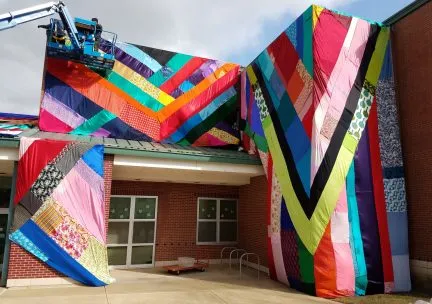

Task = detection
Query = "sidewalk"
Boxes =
[0,266,334,304]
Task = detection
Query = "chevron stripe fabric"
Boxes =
[241,5,410,298]
[38,42,240,147]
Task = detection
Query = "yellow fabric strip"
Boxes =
[113,61,175,106]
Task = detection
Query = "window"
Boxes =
[107,196,157,268]
[197,198,237,244]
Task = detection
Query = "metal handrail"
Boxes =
[220,247,237,264]
[229,249,246,271]
[240,253,260,280]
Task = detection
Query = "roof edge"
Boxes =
[383,0,431,25]
[0,136,262,166]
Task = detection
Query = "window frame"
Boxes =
[196,197,238,245]
[108,195,158,269]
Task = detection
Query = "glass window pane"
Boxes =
[220,200,237,220]
[109,197,131,219]
[198,222,216,243]
[131,246,153,265]
[108,246,127,265]
[135,198,156,219]
[220,222,237,242]
[107,222,129,244]
[132,222,155,244]
[0,189,11,209]
[198,199,217,219]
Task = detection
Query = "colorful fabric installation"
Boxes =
[0,113,38,138]
[240,5,410,298]
[10,137,114,286]
[38,42,240,147]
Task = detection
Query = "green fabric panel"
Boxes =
[71,110,116,135]
[346,161,368,296]
[297,235,315,285]
[106,72,164,111]
[166,53,193,71]
[149,54,192,87]
[180,95,238,144]
[303,5,313,76]
[243,123,269,152]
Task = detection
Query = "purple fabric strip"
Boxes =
[354,124,385,294]
[187,60,216,85]
[113,48,154,78]
[100,43,154,79]
[91,128,110,137]
[214,121,237,136]
[171,88,183,98]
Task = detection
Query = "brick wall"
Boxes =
[7,155,114,281]
[238,176,268,267]
[111,180,240,261]
[391,1,432,262]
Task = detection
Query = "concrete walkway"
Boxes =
[0,266,335,304]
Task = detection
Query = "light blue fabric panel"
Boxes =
[387,211,409,255]
[346,162,368,296]
[116,41,162,72]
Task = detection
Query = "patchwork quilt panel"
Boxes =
[10,137,114,286]
[38,41,240,147]
[240,5,410,298]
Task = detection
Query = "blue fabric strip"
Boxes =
[102,118,152,142]
[82,145,104,177]
[19,220,106,286]
[116,41,162,72]
[383,166,404,179]
[44,73,103,120]
[387,212,409,255]
[346,161,368,296]
[9,228,48,262]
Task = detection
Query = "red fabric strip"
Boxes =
[159,58,207,94]
[159,67,239,139]
[267,33,299,93]
[367,101,394,287]
[312,9,351,123]
[14,139,69,204]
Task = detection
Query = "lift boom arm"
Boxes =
[0,1,80,49]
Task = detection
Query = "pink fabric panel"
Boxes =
[39,109,74,133]
[311,19,370,182]
[52,167,105,243]
[271,233,289,285]
[331,186,355,295]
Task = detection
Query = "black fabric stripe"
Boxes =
[180,95,238,145]
[251,63,310,213]
[309,24,381,214]
[132,44,177,66]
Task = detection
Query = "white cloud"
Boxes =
[0,0,356,115]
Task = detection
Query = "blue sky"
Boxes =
[0,0,416,114]
[228,0,414,64]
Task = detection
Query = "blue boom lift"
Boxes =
[0,1,117,70]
